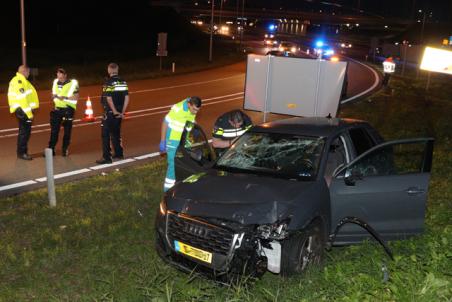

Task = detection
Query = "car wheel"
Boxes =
[281,220,325,276]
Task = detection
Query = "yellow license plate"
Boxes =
[174,240,212,264]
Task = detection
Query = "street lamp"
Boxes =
[239,0,245,49]
[20,0,27,65]
[219,0,224,26]
[209,0,215,62]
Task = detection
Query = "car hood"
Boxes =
[166,170,318,225]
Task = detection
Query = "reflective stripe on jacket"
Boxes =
[7,72,39,119]
[52,79,79,109]
[165,99,196,141]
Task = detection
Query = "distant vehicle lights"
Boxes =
[325,49,335,56]
[340,43,352,48]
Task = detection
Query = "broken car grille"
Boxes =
[167,213,235,255]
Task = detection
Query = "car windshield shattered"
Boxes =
[215,132,325,180]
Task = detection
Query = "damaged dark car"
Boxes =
[155,117,434,280]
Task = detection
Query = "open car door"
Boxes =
[329,138,434,244]
[174,122,216,181]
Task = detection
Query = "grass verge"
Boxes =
[0,71,451,301]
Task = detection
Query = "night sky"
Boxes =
[0,0,450,49]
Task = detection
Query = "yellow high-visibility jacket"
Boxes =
[7,72,39,119]
[52,79,79,109]
[165,99,196,141]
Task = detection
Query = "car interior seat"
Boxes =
[325,138,346,186]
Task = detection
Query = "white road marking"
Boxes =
[0,92,244,136]
[341,58,380,104]
[35,168,92,182]
[0,75,244,109]
[134,152,160,160]
[0,180,37,191]
[89,158,136,170]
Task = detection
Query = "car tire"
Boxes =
[280,219,325,276]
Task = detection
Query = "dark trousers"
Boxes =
[49,107,75,151]
[382,73,391,87]
[15,108,32,156]
[101,112,123,160]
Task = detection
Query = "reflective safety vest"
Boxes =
[212,110,253,140]
[52,79,79,109]
[383,58,395,73]
[213,124,252,139]
[165,99,196,141]
[7,72,39,119]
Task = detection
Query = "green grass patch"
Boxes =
[1,72,451,301]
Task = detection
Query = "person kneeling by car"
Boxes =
[212,109,252,157]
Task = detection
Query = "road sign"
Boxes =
[156,32,168,57]
[420,47,452,75]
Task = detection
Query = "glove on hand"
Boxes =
[159,140,166,153]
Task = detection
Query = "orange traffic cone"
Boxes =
[82,97,96,122]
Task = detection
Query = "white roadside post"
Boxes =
[45,148,56,207]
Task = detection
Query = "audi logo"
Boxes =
[184,224,210,238]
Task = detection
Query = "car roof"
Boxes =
[251,117,370,138]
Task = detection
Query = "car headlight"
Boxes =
[159,199,167,216]
[291,46,296,53]
[256,219,290,240]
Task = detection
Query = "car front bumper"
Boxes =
[155,211,270,279]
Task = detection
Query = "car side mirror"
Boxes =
[344,168,363,186]
[189,148,203,162]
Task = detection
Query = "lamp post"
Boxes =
[219,0,224,26]
[20,0,27,66]
[416,10,427,79]
[401,40,408,76]
[239,0,245,49]
[209,0,215,62]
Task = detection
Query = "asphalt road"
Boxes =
[0,55,380,195]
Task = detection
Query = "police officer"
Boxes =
[7,65,40,160]
[212,109,252,157]
[159,96,202,192]
[48,68,79,156]
[96,63,130,164]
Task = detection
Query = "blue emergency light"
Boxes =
[315,40,324,48]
